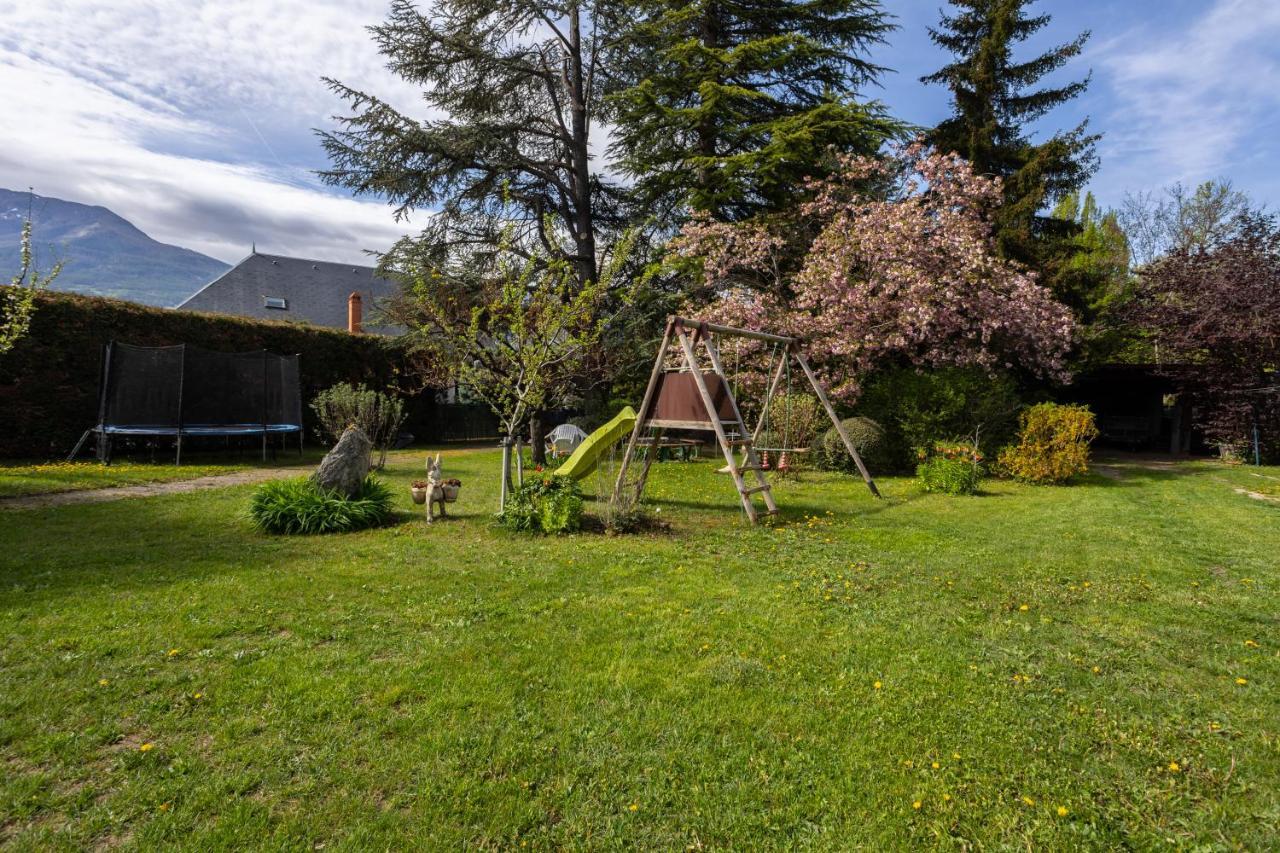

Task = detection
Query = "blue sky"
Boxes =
[1,0,1277,264]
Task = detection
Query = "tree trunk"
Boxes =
[530,412,548,466]
[567,5,597,287]
[499,436,513,512]
[694,4,721,211]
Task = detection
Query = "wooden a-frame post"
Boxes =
[614,316,880,524]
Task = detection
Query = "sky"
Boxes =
[1,0,1277,265]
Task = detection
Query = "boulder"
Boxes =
[312,425,372,498]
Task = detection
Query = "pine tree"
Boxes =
[605,0,902,221]
[923,0,1098,264]
[319,0,622,290]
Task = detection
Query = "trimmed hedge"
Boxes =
[0,292,436,458]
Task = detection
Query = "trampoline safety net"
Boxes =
[83,342,303,462]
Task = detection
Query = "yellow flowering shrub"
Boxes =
[998,403,1098,484]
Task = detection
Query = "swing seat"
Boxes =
[642,370,737,430]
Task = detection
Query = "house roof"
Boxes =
[177,252,402,334]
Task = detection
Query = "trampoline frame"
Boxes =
[68,342,305,465]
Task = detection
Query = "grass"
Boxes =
[0,449,1277,849]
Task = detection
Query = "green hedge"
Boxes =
[0,292,434,459]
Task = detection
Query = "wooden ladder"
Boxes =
[677,325,778,524]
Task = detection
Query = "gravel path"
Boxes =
[0,468,304,511]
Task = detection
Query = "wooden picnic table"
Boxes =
[636,436,703,461]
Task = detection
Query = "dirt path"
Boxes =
[0,468,305,511]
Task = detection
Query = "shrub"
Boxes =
[758,392,825,451]
[815,417,892,474]
[916,442,984,495]
[856,367,1023,471]
[310,383,407,468]
[249,475,394,535]
[500,474,583,534]
[998,403,1099,484]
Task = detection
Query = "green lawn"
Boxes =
[1,449,1276,849]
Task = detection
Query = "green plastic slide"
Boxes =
[553,406,637,481]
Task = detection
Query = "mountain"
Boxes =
[1,188,229,307]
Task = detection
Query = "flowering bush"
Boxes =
[674,143,1075,402]
[916,442,984,495]
[998,404,1098,484]
[500,474,583,534]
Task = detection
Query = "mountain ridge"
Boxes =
[1,188,229,307]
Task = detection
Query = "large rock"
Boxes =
[312,426,372,498]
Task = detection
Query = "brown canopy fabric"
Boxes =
[643,371,737,429]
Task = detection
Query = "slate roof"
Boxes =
[177,252,402,334]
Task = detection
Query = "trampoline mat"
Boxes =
[101,424,302,436]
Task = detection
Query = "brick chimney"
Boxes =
[347,291,362,335]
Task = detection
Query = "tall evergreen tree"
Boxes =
[605,0,902,221]
[1050,192,1129,325]
[319,0,622,290]
[923,0,1098,265]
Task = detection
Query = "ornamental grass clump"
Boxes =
[998,403,1099,484]
[916,441,984,495]
[249,475,394,535]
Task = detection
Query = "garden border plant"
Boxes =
[916,441,984,495]
[498,473,584,535]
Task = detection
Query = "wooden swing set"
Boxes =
[613,317,880,524]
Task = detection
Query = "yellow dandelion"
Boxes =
[98,678,109,687]
[1022,796,1036,807]
[1091,666,1101,674]
[167,649,180,657]
[1235,677,1248,686]
[1209,722,1222,731]
[873,680,882,690]
[158,802,171,812]
[931,762,940,770]
[952,752,961,760]
[193,692,203,700]
[628,803,638,812]
[943,793,952,802]
[1243,639,1259,648]
[1018,604,1029,612]
[912,800,922,810]
[139,742,154,752]
[1167,761,1181,773]
[1057,805,1069,817]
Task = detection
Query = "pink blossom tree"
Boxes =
[674,144,1075,402]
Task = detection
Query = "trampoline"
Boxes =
[69,342,304,464]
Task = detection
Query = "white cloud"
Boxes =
[0,1,425,264]
[1093,0,1280,201]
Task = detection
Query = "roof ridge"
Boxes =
[250,251,382,272]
